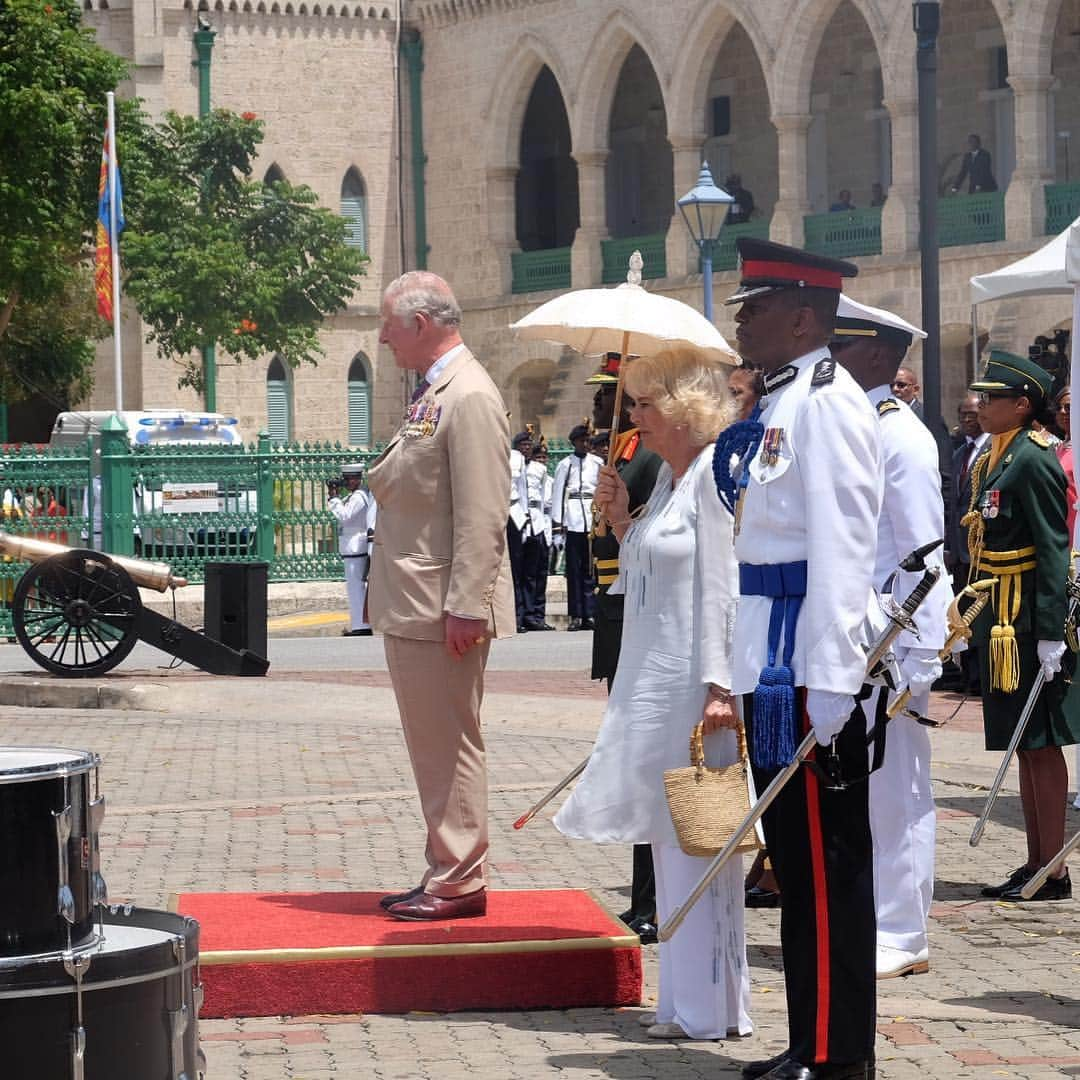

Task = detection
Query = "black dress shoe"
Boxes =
[567,618,582,631]
[378,884,424,910]
[981,864,1035,898]
[579,617,595,630]
[517,623,530,633]
[743,1051,790,1078]
[625,915,658,944]
[1002,869,1071,901]
[342,628,374,637]
[745,885,781,908]
[523,619,554,631]
[762,1060,874,1079]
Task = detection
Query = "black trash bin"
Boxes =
[204,562,268,659]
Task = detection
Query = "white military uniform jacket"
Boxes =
[525,459,553,544]
[509,449,529,536]
[552,452,601,534]
[869,386,949,652]
[329,486,376,556]
[732,348,883,697]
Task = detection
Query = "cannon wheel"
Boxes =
[11,550,141,677]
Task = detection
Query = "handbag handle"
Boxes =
[689,718,750,769]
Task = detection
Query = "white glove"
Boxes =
[805,689,854,746]
[899,647,942,696]
[1037,640,1066,682]
[552,532,565,551]
[950,637,968,657]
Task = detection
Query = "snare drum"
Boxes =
[0,747,105,957]
[0,906,205,1080]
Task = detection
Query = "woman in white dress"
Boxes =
[553,346,750,1041]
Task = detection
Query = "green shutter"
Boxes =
[348,379,370,446]
[341,195,367,251]
[267,380,291,443]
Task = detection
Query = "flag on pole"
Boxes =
[94,111,125,321]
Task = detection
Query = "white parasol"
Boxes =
[510,252,739,365]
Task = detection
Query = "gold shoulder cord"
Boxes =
[961,454,989,577]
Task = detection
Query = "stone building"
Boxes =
[80,0,1080,445]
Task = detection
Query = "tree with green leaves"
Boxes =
[122,109,369,393]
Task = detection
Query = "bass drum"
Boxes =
[0,906,206,1080]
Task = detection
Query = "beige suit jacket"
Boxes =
[366,347,516,641]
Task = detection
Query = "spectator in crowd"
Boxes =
[830,188,855,212]
[951,133,998,194]
[891,365,925,421]
[725,173,755,225]
[552,423,600,631]
[727,365,765,422]
[1055,386,1076,543]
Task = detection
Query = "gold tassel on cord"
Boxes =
[989,573,1021,693]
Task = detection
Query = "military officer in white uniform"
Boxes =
[508,431,532,631]
[831,297,951,981]
[522,442,554,630]
[719,239,881,1080]
[328,462,377,636]
[552,424,601,630]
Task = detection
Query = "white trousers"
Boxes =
[344,556,369,631]
[867,686,935,953]
[652,842,752,1039]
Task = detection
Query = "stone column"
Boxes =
[570,150,608,288]
[881,97,920,255]
[665,136,706,281]
[1005,74,1054,242]
[769,114,812,247]
[485,165,517,297]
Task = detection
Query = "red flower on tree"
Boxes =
[241,111,257,121]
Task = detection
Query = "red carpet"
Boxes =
[173,889,641,1018]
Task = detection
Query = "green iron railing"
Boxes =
[1045,182,1080,237]
[938,192,1005,248]
[804,208,882,258]
[711,220,770,271]
[511,247,572,294]
[601,232,666,284]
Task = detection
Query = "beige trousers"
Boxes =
[384,633,490,897]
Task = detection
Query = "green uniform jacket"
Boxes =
[968,426,1079,750]
[590,434,662,683]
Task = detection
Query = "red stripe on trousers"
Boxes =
[803,703,830,1063]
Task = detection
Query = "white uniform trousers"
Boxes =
[344,556,370,631]
[652,841,752,1039]
[867,686,935,953]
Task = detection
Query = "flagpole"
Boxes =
[107,91,122,411]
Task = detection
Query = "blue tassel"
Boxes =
[712,411,764,516]
[752,664,797,768]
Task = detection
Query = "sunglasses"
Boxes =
[891,380,913,390]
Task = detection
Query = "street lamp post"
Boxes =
[193,16,217,412]
[677,162,734,323]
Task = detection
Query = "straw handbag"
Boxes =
[663,720,761,858]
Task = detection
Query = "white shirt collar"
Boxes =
[424,343,466,386]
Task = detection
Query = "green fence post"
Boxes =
[255,431,275,564]
[99,414,134,556]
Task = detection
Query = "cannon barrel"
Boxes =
[0,530,187,592]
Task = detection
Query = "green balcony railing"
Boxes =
[711,220,771,271]
[601,232,666,284]
[803,208,882,258]
[1045,182,1080,237]
[511,246,572,294]
[938,192,1005,247]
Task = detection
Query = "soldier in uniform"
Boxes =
[522,437,555,631]
[552,423,601,630]
[508,430,532,632]
[965,351,1078,901]
[831,297,951,980]
[586,352,663,940]
[328,462,377,637]
[722,238,881,1080]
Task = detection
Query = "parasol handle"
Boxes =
[594,330,631,539]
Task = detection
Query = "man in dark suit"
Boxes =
[951,134,998,194]
[948,394,989,693]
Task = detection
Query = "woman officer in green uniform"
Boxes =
[965,350,1078,901]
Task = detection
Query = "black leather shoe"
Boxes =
[579,617,595,630]
[626,916,658,945]
[378,885,424,911]
[517,623,530,633]
[743,1051,790,1078]
[567,618,582,631]
[1002,869,1071,902]
[761,1060,874,1079]
[523,619,554,631]
[745,886,781,909]
[981,865,1035,898]
[342,628,374,636]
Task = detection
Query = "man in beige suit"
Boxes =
[366,271,516,921]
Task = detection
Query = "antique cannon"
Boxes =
[0,531,269,678]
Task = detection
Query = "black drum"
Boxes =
[0,747,105,957]
[0,906,205,1079]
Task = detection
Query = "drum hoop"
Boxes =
[0,929,105,969]
[0,747,100,784]
[0,955,198,1000]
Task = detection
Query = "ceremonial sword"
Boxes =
[659,540,944,943]
[1019,827,1080,899]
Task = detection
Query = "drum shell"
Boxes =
[0,907,203,1080]
[0,756,97,956]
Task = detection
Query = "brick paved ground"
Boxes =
[2,646,1079,1079]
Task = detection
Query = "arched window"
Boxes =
[266,355,292,443]
[347,353,372,446]
[264,163,286,187]
[341,167,367,252]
